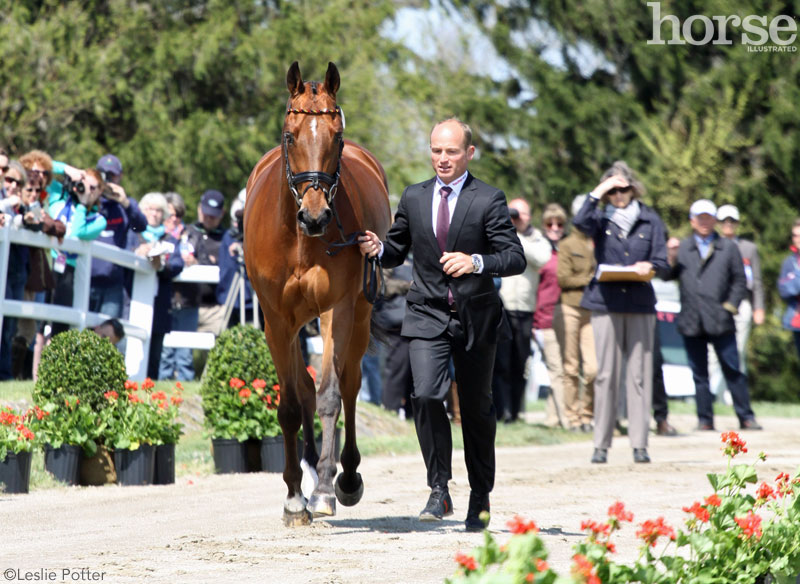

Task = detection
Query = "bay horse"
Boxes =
[243,62,391,525]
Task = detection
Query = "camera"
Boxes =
[62,176,85,203]
[509,208,520,220]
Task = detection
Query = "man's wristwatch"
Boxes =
[471,254,483,273]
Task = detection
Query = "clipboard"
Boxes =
[596,264,655,283]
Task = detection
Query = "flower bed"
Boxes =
[447,432,800,584]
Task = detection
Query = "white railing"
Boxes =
[0,223,156,380]
[1,224,261,380]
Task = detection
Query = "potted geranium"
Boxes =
[0,405,37,494]
[30,397,100,486]
[100,381,161,486]
[201,325,279,474]
[148,381,184,485]
[203,377,280,473]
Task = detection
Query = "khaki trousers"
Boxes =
[537,328,567,428]
[553,303,596,428]
[591,312,654,450]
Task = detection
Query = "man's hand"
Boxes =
[666,236,681,265]
[753,308,765,325]
[593,175,630,201]
[633,261,653,276]
[104,183,130,208]
[358,230,381,258]
[440,251,475,277]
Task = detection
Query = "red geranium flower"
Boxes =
[682,501,710,522]
[705,493,722,507]
[252,378,267,390]
[239,387,252,399]
[756,481,776,503]
[571,554,600,584]
[608,501,634,523]
[735,511,763,539]
[508,515,538,534]
[104,391,119,401]
[535,558,548,572]
[141,377,155,391]
[581,519,611,537]
[151,391,168,402]
[454,552,477,572]
[636,517,676,547]
[124,380,138,391]
[171,395,184,406]
[229,378,246,389]
[721,431,747,458]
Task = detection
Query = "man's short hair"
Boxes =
[433,118,473,149]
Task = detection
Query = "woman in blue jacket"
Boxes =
[778,219,800,358]
[573,161,670,464]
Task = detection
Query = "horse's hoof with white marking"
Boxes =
[307,492,336,517]
[283,494,311,526]
[335,472,364,507]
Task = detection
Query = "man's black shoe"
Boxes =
[591,448,607,464]
[465,492,490,532]
[419,487,453,521]
[740,419,763,431]
[633,448,651,463]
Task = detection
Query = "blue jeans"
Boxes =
[89,285,124,318]
[683,332,755,426]
[359,351,382,405]
[159,307,198,380]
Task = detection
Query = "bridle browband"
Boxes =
[283,105,343,208]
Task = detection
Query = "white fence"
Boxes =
[0,224,256,381]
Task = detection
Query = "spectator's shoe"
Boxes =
[581,423,593,434]
[656,420,678,436]
[633,448,651,463]
[740,419,763,431]
[696,423,716,431]
[465,492,490,532]
[591,448,608,464]
[419,486,453,521]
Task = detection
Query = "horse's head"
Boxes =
[283,61,344,237]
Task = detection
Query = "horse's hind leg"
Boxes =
[335,301,371,507]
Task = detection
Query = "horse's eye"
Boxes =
[334,133,343,143]
[284,132,295,145]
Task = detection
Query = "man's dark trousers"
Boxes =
[409,313,496,495]
[683,332,755,426]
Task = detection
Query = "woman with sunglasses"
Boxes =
[573,161,670,464]
[534,203,569,429]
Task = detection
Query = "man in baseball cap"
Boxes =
[96,154,123,180]
[666,198,762,432]
[200,189,225,218]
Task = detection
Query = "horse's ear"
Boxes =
[287,61,304,96]
[324,62,340,97]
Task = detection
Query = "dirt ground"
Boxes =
[2,412,798,584]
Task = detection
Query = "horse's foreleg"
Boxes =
[263,315,308,526]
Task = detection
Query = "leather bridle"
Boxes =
[283,105,343,208]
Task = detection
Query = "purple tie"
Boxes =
[436,186,452,253]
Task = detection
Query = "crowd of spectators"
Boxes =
[0,146,250,382]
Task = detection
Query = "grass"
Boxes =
[3,378,798,491]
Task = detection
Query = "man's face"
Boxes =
[720,218,739,238]
[430,121,474,184]
[690,213,717,238]
[93,323,121,345]
[81,173,102,207]
[198,206,223,230]
[0,154,9,183]
[508,201,531,232]
[792,227,800,249]
[103,171,121,185]
[26,164,48,191]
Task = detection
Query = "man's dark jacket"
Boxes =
[667,233,746,337]
[380,173,525,350]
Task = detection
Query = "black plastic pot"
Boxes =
[44,444,81,486]
[211,438,247,474]
[153,443,175,485]
[0,451,32,494]
[114,444,156,486]
[260,436,285,473]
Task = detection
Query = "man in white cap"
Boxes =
[715,204,765,373]
[666,200,762,431]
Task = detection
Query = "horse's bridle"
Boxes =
[283,106,343,208]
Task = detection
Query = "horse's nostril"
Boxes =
[319,208,332,227]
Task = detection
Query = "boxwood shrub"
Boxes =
[34,329,126,410]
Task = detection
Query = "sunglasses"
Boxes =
[27,169,50,178]
[3,176,21,186]
[607,186,632,196]
[0,166,8,173]
[23,187,36,193]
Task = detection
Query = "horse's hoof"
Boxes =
[335,472,364,507]
[300,458,319,500]
[307,492,336,517]
[283,508,312,527]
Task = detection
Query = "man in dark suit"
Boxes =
[359,119,525,531]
